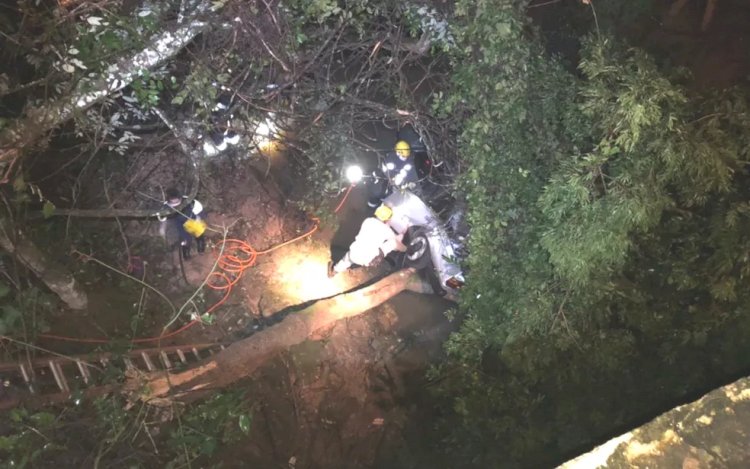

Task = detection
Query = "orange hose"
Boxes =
[37,185,355,345]
[333,184,354,214]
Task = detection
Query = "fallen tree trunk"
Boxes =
[132,268,421,402]
[0,220,87,310]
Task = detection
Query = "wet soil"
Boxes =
[32,138,455,467]
[199,178,458,467]
[218,292,455,469]
[171,175,458,468]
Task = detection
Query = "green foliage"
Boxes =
[0,391,252,468]
[68,7,163,74]
[403,5,456,53]
[430,0,750,466]
[286,0,384,27]
[93,394,132,449]
[445,0,580,344]
[41,200,56,219]
[9,4,165,80]
[0,302,21,335]
[539,39,745,286]
[0,285,53,339]
[0,408,61,467]
[171,64,229,113]
[131,71,170,108]
[0,281,20,336]
[290,115,356,218]
[291,0,346,23]
[165,390,252,468]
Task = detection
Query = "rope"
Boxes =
[36,186,353,345]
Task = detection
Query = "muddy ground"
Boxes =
[36,148,455,467]
[219,292,454,468]
[181,165,456,468]
[178,170,456,467]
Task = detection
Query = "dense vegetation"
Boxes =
[2,0,750,467]
[429,0,750,466]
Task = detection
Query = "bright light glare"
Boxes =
[273,248,345,303]
[256,121,272,137]
[253,116,278,150]
[345,165,363,184]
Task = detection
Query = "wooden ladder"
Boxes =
[0,343,226,410]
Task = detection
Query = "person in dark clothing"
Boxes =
[162,188,207,259]
[367,140,419,208]
[202,94,240,156]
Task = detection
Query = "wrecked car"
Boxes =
[383,189,466,297]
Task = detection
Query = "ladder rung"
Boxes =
[76,360,91,385]
[176,349,187,364]
[159,351,172,369]
[191,348,201,360]
[18,363,35,394]
[19,363,30,383]
[140,352,156,372]
[48,361,69,393]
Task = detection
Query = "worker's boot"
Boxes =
[181,243,191,259]
[196,236,206,254]
[224,129,240,145]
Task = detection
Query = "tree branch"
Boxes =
[42,108,200,219]
[0,2,221,171]
[128,268,422,402]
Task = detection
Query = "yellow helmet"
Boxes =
[394,140,411,159]
[374,204,393,222]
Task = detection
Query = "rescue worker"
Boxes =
[202,94,240,156]
[367,140,419,208]
[162,188,207,259]
[328,204,407,277]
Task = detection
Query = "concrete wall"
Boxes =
[560,377,750,468]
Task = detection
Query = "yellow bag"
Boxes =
[183,219,207,237]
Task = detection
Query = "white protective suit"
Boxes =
[334,217,403,273]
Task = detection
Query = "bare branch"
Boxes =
[41,108,200,219]
[0,2,222,171]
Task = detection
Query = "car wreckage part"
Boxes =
[445,274,465,290]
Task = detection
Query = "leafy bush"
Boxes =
[165,390,252,468]
[430,0,750,466]
[0,408,62,468]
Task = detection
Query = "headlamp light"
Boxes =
[345,165,363,184]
